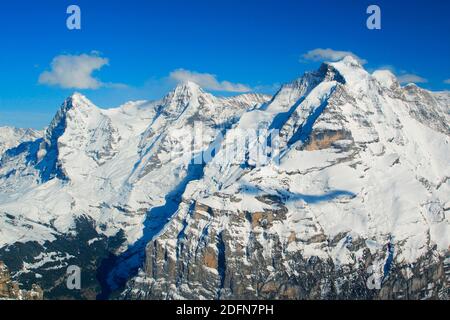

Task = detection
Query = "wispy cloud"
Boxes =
[372,65,428,85]
[444,79,450,84]
[397,73,428,84]
[169,69,251,93]
[38,52,124,89]
[301,48,367,65]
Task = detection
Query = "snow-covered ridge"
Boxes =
[0,127,42,158]
[0,85,270,248]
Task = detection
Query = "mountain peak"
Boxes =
[69,91,85,99]
[44,93,97,146]
[174,81,202,93]
[372,69,400,89]
[327,56,369,88]
[339,55,363,67]
[64,92,95,109]
[162,81,206,107]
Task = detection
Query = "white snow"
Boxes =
[0,57,448,271]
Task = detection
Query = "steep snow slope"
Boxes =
[124,57,449,300]
[0,127,41,157]
[0,93,158,245]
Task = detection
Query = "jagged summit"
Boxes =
[69,91,87,101]
[159,81,208,111]
[170,81,204,98]
[63,92,96,110]
[327,58,369,89]
[45,93,95,141]
[43,93,98,140]
[339,55,363,67]
[372,69,399,89]
[174,80,202,91]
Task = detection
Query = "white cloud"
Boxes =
[372,65,428,86]
[444,79,450,84]
[169,69,251,92]
[302,48,367,65]
[397,73,428,84]
[39,53,109,89]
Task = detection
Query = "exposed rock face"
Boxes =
[0,261,43,300]
[123,202,449,300]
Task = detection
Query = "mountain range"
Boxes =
[0,56,448,300]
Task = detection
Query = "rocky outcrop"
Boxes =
[122,201,449,300]
[0,261,43,300]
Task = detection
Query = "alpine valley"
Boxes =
[0,57,449,300]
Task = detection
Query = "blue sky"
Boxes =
[0,0,449,129]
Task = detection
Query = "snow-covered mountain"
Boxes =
[0,127,41,158]
[0,57,448,300]
[0,84,270,298]
[123,57,449,300]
